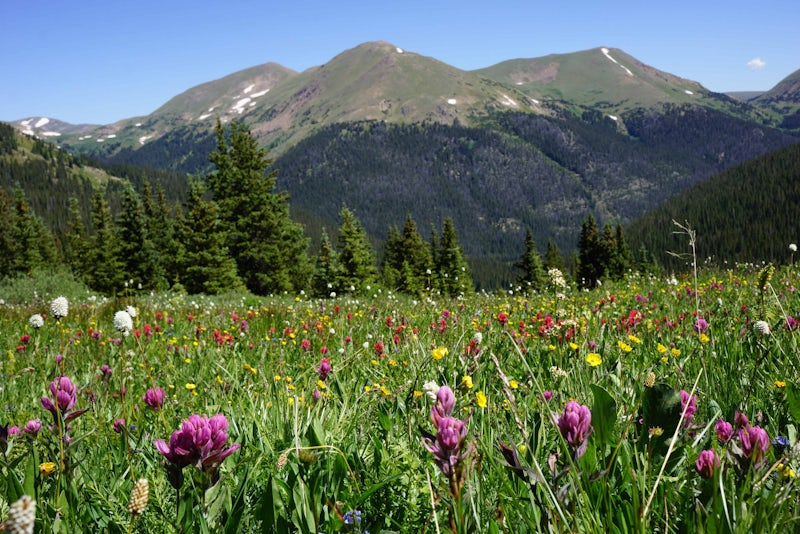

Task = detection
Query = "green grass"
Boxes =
[1,266,799,532]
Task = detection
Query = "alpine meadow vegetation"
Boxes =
[2,260,800,532]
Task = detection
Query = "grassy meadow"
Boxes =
[1,264,800,533]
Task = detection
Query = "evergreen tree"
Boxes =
[544,240,564,272]
[515,228,547,292]
[336,206,377,293]
[116,186,166,290]
[310,229,340,297]
[435,218,474,296]
[63,196,89,279]
[381,225,404,290]
[207,120,310,294]
[399,215,433,295]
[85,190,124,294]
[178,179,243,295]
[0,189,16,278]
[607,224,634,280]
[9,186,56,274]
[576,214,605,289]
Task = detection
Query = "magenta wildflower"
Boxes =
[738,425,770,464]
[716,418,733,443]
[317,357,332,381]
[154,414,241,472]
[556,401,593,460]
[431,385,456,427]
[41,376,77,415]
[680,390,697,427]
[143,387,165,411]
[694,318,709,334]
[696,449,720,479]
[22,420,42,436]
[113,419,126,433]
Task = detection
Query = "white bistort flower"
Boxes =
[114,310,134,336]
[5,495,36,534]
[422,380,441,402]
[125,305,137,318]
[753,320,771,336]
[50,296,69,319]
[791,243,797,252]
[29,314,44,329]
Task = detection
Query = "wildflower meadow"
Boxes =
[2,264,800,533]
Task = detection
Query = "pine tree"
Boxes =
[116,186,166,290]
[178,179,243,295]
[399,215,433,295]
[336,206,377,293]
[608,224,634,280]
[576,214,605,289]
[0,189,16,278]
[381,225,404,290]
[310,229,340,297]
[515,228,547,292]
[207,120,310,294]
[85,190,124,294]
[435,218,474,296]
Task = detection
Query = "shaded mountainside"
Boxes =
[273,106,797,287]
[626,142,800,269]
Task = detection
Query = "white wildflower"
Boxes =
[50,296,69,319]
[473,332,483,345]
[791,243,797,252]
[753,320,771,336]
[29,314,44,329]
[5,495,36,534]
[114,310,134,336]
[422,381,440,402]
[125,305,137,318]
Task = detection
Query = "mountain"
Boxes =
[751,68,800,128]
[626,141,800,268]
[473,47,761,119]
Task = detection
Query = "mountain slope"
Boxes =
[752,68,800,128]
[627,141,800,268]
[474,47,767,122]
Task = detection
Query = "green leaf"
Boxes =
[786,383,800,423]
[590,384,617,446]
[641,383,682,454]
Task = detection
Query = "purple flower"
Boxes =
[734,411,749,428]
[41,376,77,415]
[715,419,733,443]
[431,385,456,427]
[738,425,770,463]
[557,401,593,459]
[100,365,113,379]
[113,418,126,433]
[423,416,471,476]
[23,419,42,436]
[154,414,240,472]
[694,318,709,334]
[317,358,332,381]
[695,449,720,479]
[680,390,697,427]
[543,391,554,402]
[143,387,165,411]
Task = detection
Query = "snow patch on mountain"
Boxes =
[243,84,255,94]
[607,114,618,121]
[22,129,34,135]
[447,98,457,105]
[20,119,31,126]
[231,97,252,114]
[139,135,152,145]
[198,113,212,120]
[500,94,518,107]
[42,131,61,136]
[601,48,633,77]
[685,89,694,95]
[251,89,269,98]
[396,47,404,53]
[34,117,50,128]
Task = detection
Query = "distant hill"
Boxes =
[626,141,800,269]
[752,68,800,129]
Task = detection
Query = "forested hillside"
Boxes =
[627,142,800,269]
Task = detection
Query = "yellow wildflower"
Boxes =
[671,348,681,357]
[699,334,710,343]
[657,343,668,354]
[586,353,602,367]
[40,462,57,476]
[628,335,641,344]
[617,341,633,353]
[461,375,474,390]
[569,342,579,351]
[432,347,448,360]
[509,379,519,389]
[775,380,787,388]
[476,391,487,409]
[413,390,423,399]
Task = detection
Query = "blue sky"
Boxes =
[2,0,797,124]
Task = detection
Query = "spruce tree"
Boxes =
[0,189,16,278]
[544,240,564,272]
[336,206,377,293]
[608,224,634,280]
[178,179,243,295]
[117,186,166,290]
[399,215,433,295]
[436,218,474,296]
[310,229,340,298]
[381,225,404,290]
[10,186,55,274]
[515,228,547,292]
[63,196,89,279]
[85,190,124,294]
[576,214,605,289]
[207,120,310,294]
